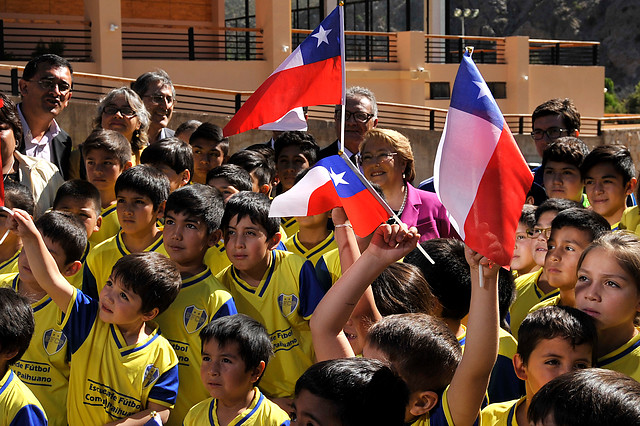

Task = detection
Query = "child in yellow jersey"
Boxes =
[575,232,640,381]
[207,164,253,205]
[216,192,326,410]
[481,306,596,426]
[82,129,133,246]
[140,137,193,192]
[285,212,336,266]
[510,205,539,277]
[159,184,238,425]
[0,182,35,275]
[5,212,85,426]
[184,314,290,426]
[228,149,274,197]
[12,209,182,425]
[83,165,170,299]
[189,123,228,185]
[0,288,47,425]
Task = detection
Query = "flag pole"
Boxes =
[338,152,435,264]
[338,2,346,155]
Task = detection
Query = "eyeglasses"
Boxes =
[358,152,397,166]
[530,127,571,141]
[145,94,175,106]
[526,227,552,239]
[103,105,137,118]
[28,78,72,94]
[335,110,375,124]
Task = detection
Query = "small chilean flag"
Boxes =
[224,6,344,137]
[269,155,390,237]
[434,50,533,267]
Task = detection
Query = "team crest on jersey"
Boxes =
[278,293,298,317]
[42,329,67,356]
[183,305,208,334]
[143,365,160,388]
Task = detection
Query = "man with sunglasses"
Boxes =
[318,86,378,163]
[17,54,73,179]
[131,69,176,144]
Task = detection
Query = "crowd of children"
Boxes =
[2,86,640,426]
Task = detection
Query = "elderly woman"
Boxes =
[359,128,457,241]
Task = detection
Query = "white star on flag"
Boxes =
[329,168,348,186]
[473,80,492,100]
[312,25,332,47]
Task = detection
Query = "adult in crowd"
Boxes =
[131,70,176,143]
[359,128,457,241]
[0,93,63,216]
[17,54,73,179]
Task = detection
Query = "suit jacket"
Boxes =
[318,140,358,164]
[400,183,459,242]
[18,127,72,180]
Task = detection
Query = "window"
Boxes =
[429,82,450,100]
[487,82,507,99]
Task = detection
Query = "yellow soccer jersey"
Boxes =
[5,274,70,426]
[0,249,19,275]
[65,243,90,290]
[283,231,337,266]
[314,248,341,291]
[480,396,525,426]
[204,241,232,275]
[509,269,559,340]
[183,388,290,426]
[88,204,120,246]
[0,369,47,426]
[488,328,524,404]
[217,250,326,399]
[528,294,561,314]
[155,268,237,426]
[280,218,299,240]
[63,288,178,425]
[596,329,640,381]
[83,231,168,299]
[457,325,467,351]
[619,206,639,235]
[409,386,471,426]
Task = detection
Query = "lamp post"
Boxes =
[453,8,479,37]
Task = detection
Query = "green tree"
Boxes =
[625,81,640,114]
[605,77,625,113]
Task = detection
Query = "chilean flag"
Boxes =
[434,50,532,267]
[224,6,344,137]
[269,155,390,237]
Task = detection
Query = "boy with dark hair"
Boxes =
[174,119,202,143]
[511,204,539,277]
[81,128,133,245]
[13,206,182,423]
[581,145,637,228]
[140,136,193,191]
[0,181,35,275]
[541,137,590,204]
[0,287,47,425]
[273,131,320,194]
[3,211,85,426]
[184,314,290,426]
[228,150,275,196]
[158,184,238,425]
[83,165,170,299]
[482,306,597,426]
[206,164,254,204]
[189,122,228,184]
[216,192,326,406]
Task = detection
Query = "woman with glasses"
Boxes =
[359,128,457,242]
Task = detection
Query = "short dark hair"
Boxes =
[580,144,636,184]
[528,368,640,425]
[131,69,175,99]
[541,137,589,171]
[53,179,102,216]
[535,198,583,223]
[295,357,408,426]
[519,204,537,229]
[366,313,462,393]
[111,252,181,315]
[174,120,202,138]
[206,164,253,193]
[35,211,87,264]
[274,131,320,165]
[221,192,279,239]
[371,262,437,316]
[200,314,272,384]
[0,288,34,365]
[244,144,275,164]
[532,98,580,132]
[4,181,35,215]
[517,306,597,364]
[228,150,274,187]
[551,208,611,241]
[22,54,73,81]
[115,165,170,210]
[165,184,224,233]
[81,128,133,167]
[0,93,23,148]
[189,123,229,157]
[140,137,194,176]
[498,267,516,329]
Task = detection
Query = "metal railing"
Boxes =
[425,35,506,64]
[292,29,397,62]
[0,18,92,62]
[121,22,264,61]
[529,39,599,66]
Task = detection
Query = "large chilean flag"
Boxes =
[434,50,533,267]
[223,6,344,137]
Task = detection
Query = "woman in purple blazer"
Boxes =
[359,128,458,242]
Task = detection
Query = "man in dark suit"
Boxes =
[319,86,379,164]
[17,54,73,179]
[132,69,176,144]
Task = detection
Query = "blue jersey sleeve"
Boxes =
[148,364,179,406]
[211,298,237,321]
[62,290,99,354]
[280,421,290,426]
[298,260,326,319]
[9,404,48,426]
[275,241,287,251]
[82,265,99,300]
[487,354,525,404]
[314,256,333,293]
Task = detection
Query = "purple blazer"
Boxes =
[400,183,459,242]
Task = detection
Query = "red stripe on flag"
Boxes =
[463,126,533,266]
[307,181,340,215]
[342,190,390,237]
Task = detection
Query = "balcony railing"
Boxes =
[425,35,506,64]
[529,39,599,66]
[292,29,397,62]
